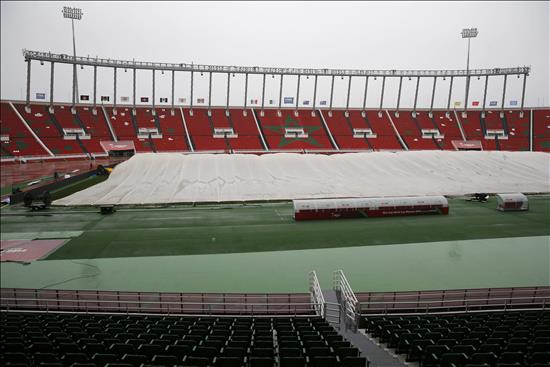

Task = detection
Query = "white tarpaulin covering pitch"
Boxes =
[55,151,550,206]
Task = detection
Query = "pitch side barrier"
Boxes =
[0,288,320,317]
[357,286,550,317]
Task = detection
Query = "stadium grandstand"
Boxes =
[1,2,549,367]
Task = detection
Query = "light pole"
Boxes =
[461,28,478,73]
[461,28,478,115]
[62,6,83,112]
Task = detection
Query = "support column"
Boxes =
[49,62,55,110]
[362,76,369,110]
[113,67,117,111]
[520,73,527,112]
[396,76,403,112]
[413,77,420,112]
[312,75,318,110]
[190,71,194,109]
[482,75,489,112]
[278,74,284,110]
[346,76,352,111]
[25,59,31,108]
[501,74,508,110]
[430,76,437,112]
[171,70,175,112]
[260,73,265,110]
[208,72,212,110]
[93,65,97,109]
[447,76,454,110]
[72,63,77,109]
[295,75,301,110]
[464,76,471,111]
[132,68,136,113]
[152,69,156,110]
[226,73,231,110]
[379,76,386,111]
[245,73,250,108]
[329,75,335,110]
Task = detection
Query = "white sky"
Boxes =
[1,1,549,108]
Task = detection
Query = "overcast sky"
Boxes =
[1,1,549,108]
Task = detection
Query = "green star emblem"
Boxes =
[264,114,322,148]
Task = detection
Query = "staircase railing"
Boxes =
[309,271,325,318]
[333,270,360,332]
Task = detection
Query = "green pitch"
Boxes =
[1,196,549,260]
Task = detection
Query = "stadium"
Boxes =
[1,2,549,367]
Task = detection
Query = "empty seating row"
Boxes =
[362,310,550,367]
[1,312,368,367]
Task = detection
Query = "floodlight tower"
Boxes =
[461,27,478,73]
[461,28,478,115]
[62,6,83,112]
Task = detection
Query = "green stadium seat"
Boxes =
[253,340,273,348]
[3,353,28,365]
[471,352,498,367]
[61,352,89,365]
[280,356,306,367]
[530,352,550,364]
[335,347,360,358]
[279,340,302,349]
[125,339,147,347]
[532,343,550,353]
[30,342,55,354]
[423,345,451,367]
[304,340,326,349]
[214,356,242,367]
[441,352,469,367]
[151,354,178,366]
[109,343,136,356]
[310,355,338,367]
[397,333,422,354]
[91,353,118,365]
[461,339,482,349]
[498,352,524,365]
[249,356,274,367]
[33,352,60,365]
[251,347,274,357]
[451,345,476,357]
[121,354,148,367]
[408,339,435,361]
[279,348,303,357]
[192,346,218,361]
[138,344,165,359]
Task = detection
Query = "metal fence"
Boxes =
[357,286,550,316]
[0,288,318,317]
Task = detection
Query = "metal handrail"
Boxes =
[360,295,550,305]
[360,296,549,316]
[357,287,548,299]
[0,297,320,316]
[333,270,360,331]
[309,271,325,317]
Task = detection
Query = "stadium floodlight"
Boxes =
[62,6,83,20]
[461,28,478,73]
[62,6,83,107]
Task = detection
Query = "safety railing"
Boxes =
[358,286,550,316]
[309,271,325,317]
[333,270,360,331]
[0,288,317,316]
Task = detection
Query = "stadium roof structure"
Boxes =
[23,49,530,112]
